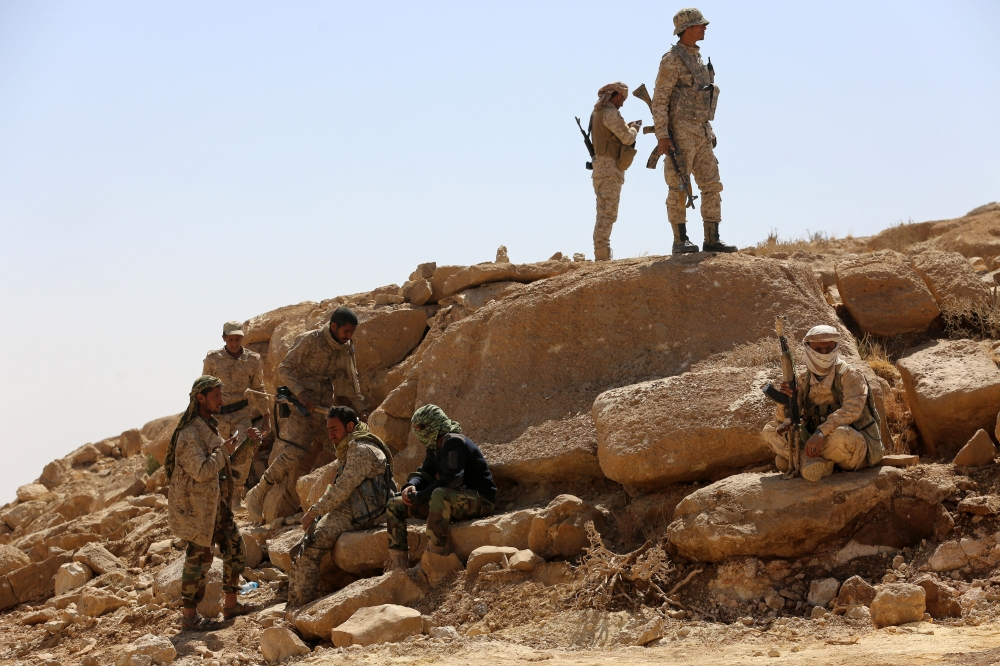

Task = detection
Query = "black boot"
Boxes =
[671,223,699,255]
[702,223,737,253]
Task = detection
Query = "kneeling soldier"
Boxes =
[762,325,884,481]
[287,406,394,607]
[385,405,497,570]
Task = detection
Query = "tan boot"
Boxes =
[774,455,789,473]
[801,457,835,482]
[385,549,409,573]
[244,478,272,524]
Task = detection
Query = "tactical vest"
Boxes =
[668,44,719,123]
[590,105,637,171]
[339,434,397,526]
[801,362,884,466]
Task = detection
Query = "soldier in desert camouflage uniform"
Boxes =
[762,325,884,482]
[591,82,641,262]
[385,405,497,570]
[202,321,269,502]
[245,306,368,524]
[287,406,394,607]
[653,8,736,254]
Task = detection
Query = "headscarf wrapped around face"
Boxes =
[802,325,841,377]
[410,404,462,450]
[164,375,222,479]
[595,81,629,111]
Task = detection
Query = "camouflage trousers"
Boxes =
[287,505,381,607]
[181,502,245,609]
[592,156,624,256]
[663,120,722,226]
[249,410,327,518]
[763,422,868,471]
[386,487,494,551]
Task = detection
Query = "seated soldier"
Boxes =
[385,405,497,570]
[762,325,884,481]
[287,406,394,607]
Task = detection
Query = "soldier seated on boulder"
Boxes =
[165,375,262,631]
[762,325,884,482]
[287,406,395,607]
[385,405,497,571]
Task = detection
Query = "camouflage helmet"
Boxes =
[673,7,709,35]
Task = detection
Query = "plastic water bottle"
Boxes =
[239,582,259,595]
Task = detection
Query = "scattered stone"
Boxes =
[259,626,310,664]
[419,551,462,585]
[527,494,604,559]
[50,494,98,521]
[880,454,919,467]
[40,460,66,489]
[331,604,423,647]
[293,570,424,640]
[870,583,926,628]
[115,634,177,665]
[957,495,1000,515]
[953,429,996,467]
[810,606,827,619]
[837,576,876,608]
[404,279,433,307]
[71,444,103,466]
[466,546,519,577]
[509,549,543,572]
[847,605,871,621]
[78,587,129,617]
[54,562,92,596]
[2,500,46,530]
[0,544,31,576]
[17,483,55,503]
[73,542,125,575]
[913,575,962,618]
[3,552,73,609]
[807,578,840,608]
[429,625,459,639]
[495,245,510,263]
[836,251,939,336]
[929,541,969,572]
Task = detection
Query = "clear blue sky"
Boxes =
[1,1,997,501]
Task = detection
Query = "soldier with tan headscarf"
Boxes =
[590,81,641,262]
[762,326,884,482]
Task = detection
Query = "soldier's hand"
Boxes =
[628,120,642,130]
[247,427,262,443]
[297,392,316,413]
[779,382,794,397]
[401,486,417,507]
[223,435,240,455]
[805,432,825,458]
[775,420,791,436]
[657,137,675,155]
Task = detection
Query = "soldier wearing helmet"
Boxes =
[652,8,736,254]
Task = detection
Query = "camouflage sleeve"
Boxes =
[338,345,366,411]
[202,353,215,379]
[818,366,868,436]
[175,428,227,483]
[602,107,637,146]
[652,52,680,140]
[229,437,257,470]
[310,442,383,516]
[276,334,309,397]
[775,369,809,422]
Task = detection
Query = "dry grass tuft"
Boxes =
[940,290,1000,342]
[753,228,832,257]
[882,389,914,454]
[858,334,900,386]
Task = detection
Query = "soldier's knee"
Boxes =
[428,487,449,512]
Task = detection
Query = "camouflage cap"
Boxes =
[223,320,245,336]
[673,7,709,35]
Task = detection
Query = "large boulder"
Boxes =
[870,583,926,628]
[836,251,940,336]
[911,251,990,307]
[527,495,604,559]
[594,367,773,489]
[118,429,145,458]
[330,604,423,647]
[368,409,413,453]
[913,575,962,618]
[953,429,997,467]
[441,261,578,296]
[78,587,129,617]
[267,529,304,573]
[667,467,903,562]
[481,414,603,484]
[16,484,55,503]
[293,570,423,640]
[897,340,1000,456]
[450,508,540,561]
[3,552,73,607]
[114,634,177,666]
[333,525,426,574]
[0,545,30,576]
[73,542,125,575]
[54,562,92,595]
[242,302,319,346]
[411,255,835,484]
[352,308,430,406]
[380,380,418,419]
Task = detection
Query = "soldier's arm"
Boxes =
[247,354,267,417]
[174,430,228,483]
[414,438,467,504]
[202,353,214,379]
[276,334,310,397]
[406,448,437,492]
[818,367,868,435]
[310,442,380,516]
[602,107,638,146]
[652,53,680,140]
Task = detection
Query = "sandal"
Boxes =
[223,602,260,620]
[181,613,224,631]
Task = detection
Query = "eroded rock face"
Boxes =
[911,251,990,307]
[836,251,939,336]
[898,340,1000,456]
[667,467,903,562]
[594,367,773,489]
[441,261,578,297]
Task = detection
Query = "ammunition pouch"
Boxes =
[617,143,638,171]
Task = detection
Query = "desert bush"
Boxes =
[753,228,832,257]
[144,454,161,476]
[940,289,1000,342]
[857,334,900,386]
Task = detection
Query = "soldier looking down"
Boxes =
[652,7,736,254]
[287,406,394,607]
[245,306,368,524]
[590,81,640,262]
[762,326,884,482]
[385,405,497,571]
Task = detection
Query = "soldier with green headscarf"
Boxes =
[167,375,262,630]
[384,405,497,571]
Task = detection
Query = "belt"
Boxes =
[220,399,249,415]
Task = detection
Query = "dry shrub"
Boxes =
[865,219,931,252]
[694,337,780,371]
[612,505,673,546]
[882,389,914,455]
[858,334,900,385]
[753,228,831,257]
[940,290,1000,342]
[567,524,676,612]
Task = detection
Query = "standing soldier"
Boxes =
[591,82,641,262]
[652,7,736,254]
[202,321,269,505]
[245,306,368,524]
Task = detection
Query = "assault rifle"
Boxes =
[245,387,328,417]
[761,316,806,479]
[631,83,698,209]
[574,116,594,170]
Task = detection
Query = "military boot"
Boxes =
[801,456,835,482]
[702,223,737,253]
[774,455,789,473]
[425,511,451,555]
[385,549,409,572]
[671,223,699,255]
[244,477,272,524]
[594,246,612,262]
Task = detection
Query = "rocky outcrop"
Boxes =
[594,367,773,489]
[442,261,579,296]
[897,340,1000,456]
[667,467,903,562]
[911,251,990,307]
[836,251,940,336]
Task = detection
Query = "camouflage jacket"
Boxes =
[277,326,366,412]
[776,359,869,437]
[310,438,387,518]
[202,346,265,414]
[652,43,715,139]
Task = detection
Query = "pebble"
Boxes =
[768,649,780,657]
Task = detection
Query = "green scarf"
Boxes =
[410,404,462,449]
[164,375,222,480]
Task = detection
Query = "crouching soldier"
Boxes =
[385,405,497,570]
[287,407,395,607]
[762,325,884,482]
[166,375,262,630]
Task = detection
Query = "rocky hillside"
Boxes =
[2,203,1000,665]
